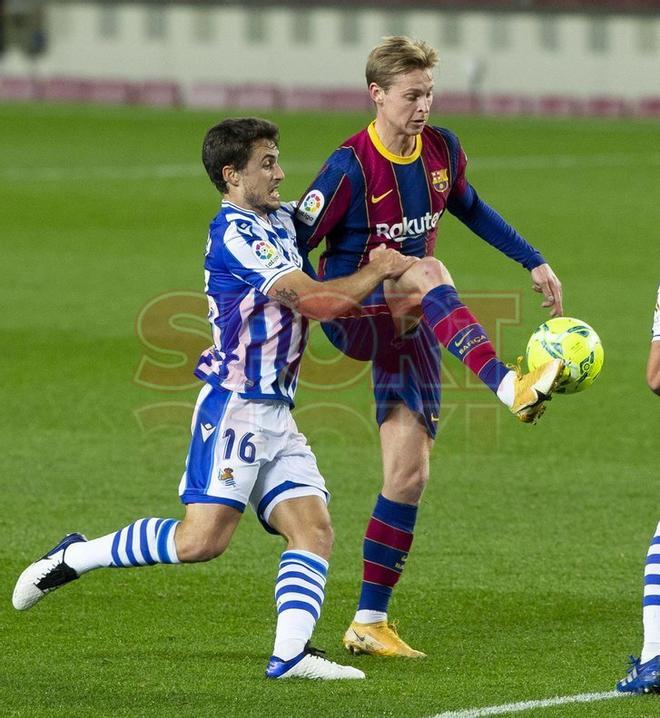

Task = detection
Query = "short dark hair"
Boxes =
[202,117,279,194]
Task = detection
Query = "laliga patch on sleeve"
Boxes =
[253,239,281,269]
[296,190,325,226]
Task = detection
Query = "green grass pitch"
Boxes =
[1,102,659,717]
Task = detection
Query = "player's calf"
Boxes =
[12,517,183,611]
[174,503,242,562]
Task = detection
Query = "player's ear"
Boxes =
[222,165,240,188]
[369,82,385,106]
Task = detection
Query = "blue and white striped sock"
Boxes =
[641,521,660,663]
[65,518,181,574]
[272,549,328,661]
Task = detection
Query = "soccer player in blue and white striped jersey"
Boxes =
[616,520,660,694]
[615,287,660,694]
[12,118,415,680]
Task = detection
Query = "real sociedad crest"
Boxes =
[220,467,236,487]
[431,169,449,192]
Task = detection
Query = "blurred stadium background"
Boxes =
[1,0,659,116]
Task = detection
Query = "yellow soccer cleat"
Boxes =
[342,620,426,658]
[510,357,564,424]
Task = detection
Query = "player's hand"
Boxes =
[531,263,563,317]
[368,244,418,279]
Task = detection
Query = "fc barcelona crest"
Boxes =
[431,169,449,192]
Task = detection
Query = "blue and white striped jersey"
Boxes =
[194,200,308,405]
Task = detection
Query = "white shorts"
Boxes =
[178,384,328,533]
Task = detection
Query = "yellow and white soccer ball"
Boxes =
[526,317,604,394]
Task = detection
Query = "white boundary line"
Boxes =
[429,690,629,718]
[1,153,659,183]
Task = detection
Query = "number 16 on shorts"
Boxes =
[179,386,300,512]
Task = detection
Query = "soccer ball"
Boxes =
[526,317,604,394]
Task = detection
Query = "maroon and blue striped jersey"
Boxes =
[294,122,545,280]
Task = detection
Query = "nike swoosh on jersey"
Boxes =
[370,189,394,204]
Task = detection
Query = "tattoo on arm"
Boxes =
[273,287,300,310]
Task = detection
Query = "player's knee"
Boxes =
[309,517,334,556]
[419,256,454,287]
[403,257,454,294]
[287,517,334,559]
[317,520,334,555]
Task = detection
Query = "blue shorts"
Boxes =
[321,285,441,438]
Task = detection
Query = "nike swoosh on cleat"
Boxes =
[349,631,382,651]
[371,189,394,204]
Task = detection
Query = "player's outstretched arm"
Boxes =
[530,263,563,317]
[268,245,416,321]
[447,182,563,316]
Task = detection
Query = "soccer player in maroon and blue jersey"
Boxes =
[294,36,565,657]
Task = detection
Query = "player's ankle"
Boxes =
[641,643,660,663]
[496,370,516,407]
[354,609,387,624]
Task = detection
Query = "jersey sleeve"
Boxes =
[220,222,299,295]
[440,129,546,271]
[435,126,470,201]
[279,200,298,216]
[293,151,354,254]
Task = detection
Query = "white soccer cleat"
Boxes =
[265,643,365,680]
[12,533,86,611]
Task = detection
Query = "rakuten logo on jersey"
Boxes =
[375,210,443,242]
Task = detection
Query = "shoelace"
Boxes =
[505,355,525,379]
[37,557,63,582]
[387,620,401,636]
[304,642,327,659]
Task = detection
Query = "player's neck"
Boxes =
[372,119,417,157]
[224,193,269,221]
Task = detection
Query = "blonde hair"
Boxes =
[365,36,439,91]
